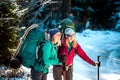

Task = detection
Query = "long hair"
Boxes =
[65,37,77,48]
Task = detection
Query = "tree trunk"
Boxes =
[62,0,71,18]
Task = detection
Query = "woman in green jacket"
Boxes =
[31,28,62,80]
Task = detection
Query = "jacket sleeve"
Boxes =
[43,42,61,66]
[75,43,95,66]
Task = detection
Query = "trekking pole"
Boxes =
[97,56,100,80]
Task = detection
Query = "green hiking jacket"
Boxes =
[33,41,61,73]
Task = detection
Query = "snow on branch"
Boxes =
[41,0,51,6]
[0,18,14,20]
[40,0,62,6]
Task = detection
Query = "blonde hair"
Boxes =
[66,38,77,48]
[51,38,61,46]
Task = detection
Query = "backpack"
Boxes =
[10,24,45,69]
[59,19,75,32]
[58,19,75,39]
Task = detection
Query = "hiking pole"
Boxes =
[97,56,100,80]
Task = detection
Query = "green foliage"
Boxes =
[0,0,19,66]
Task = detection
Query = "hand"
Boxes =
[66,64,72,71]
[95,61,100,67]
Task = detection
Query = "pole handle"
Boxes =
[97,56,100,67]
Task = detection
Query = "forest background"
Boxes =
[0,0,120,67]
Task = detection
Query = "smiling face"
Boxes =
[52,32,61,43]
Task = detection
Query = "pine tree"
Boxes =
[72,0,115,30]
[111,0,120,31]
[19,0,63,30]
[91,0,113,30]
[71,0,95,31]
[0,0,19,66]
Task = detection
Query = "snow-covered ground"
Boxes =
[73,29,120,80]
[0,29,120,80]
[48,29,120,80]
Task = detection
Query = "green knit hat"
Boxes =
[59,19,75,32]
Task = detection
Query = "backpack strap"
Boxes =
[36,40,49,61]
[36,41,46,60]
[61,30,65,40]
[36,40,54,61]
[22,24,38,39]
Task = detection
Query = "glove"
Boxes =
[95,61,100,67]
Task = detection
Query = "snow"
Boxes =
[1,29,120,80]
[73,29,120,80]
[47,29,120,80]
